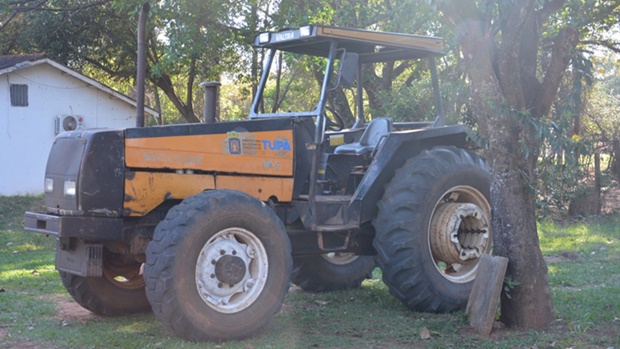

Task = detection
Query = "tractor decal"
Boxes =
[223,130,259,156]
[262,137,292,157]
[227,131,242,155]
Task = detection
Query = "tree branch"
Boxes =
[535,26,580,118]
[186,57,196,110]
[1,0,111,32]
[8,0,110,12]
[83,56,132,80]
[580,39,620,54]
[0,0,46,31]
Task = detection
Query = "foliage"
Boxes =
[220,80,253,121]
[268,0,457,123]
[584,53,620,167]
[1,0,463,126]
[535,44,620,216]
[535,116,594,215]
[257,53,322,114]
[502,276,520,300]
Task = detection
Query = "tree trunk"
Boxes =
[249,3,259,99]
[440,0,556,329]
[151,74,200,123]
[152,84,163,125]
[490,160,555,328]
[613,139,620,182]
[329,88,355,127]
[480,71,556,330]
[363,65,385,115]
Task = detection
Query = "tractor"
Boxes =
[25,25,491,341]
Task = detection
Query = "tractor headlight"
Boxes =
[258,32,270,44]
[299,26,311,37]
[44,178,54,193]
[63,180,76,196]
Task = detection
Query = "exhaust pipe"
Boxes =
[200,81,221,123]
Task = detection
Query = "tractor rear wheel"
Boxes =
[144,190,292,341]
[60,248,151,316]
[373,146,491,313]
[292,253,375,292]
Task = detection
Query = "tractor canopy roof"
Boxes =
[253,25,445,63]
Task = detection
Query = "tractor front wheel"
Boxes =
[144,190,292,341]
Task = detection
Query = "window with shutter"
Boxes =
[10,84,29,107]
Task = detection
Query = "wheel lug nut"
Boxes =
[218,283,223,288]
[210,274,215,278]
[220,250,226,255]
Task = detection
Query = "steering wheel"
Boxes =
[323,106,345,131]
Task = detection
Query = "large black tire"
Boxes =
[292,253,375,292]
[373,146,491,313]
[144,190,292,341]
[60,249,151,316]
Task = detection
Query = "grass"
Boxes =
[1,196,619,348]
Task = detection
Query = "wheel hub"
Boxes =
[320,252,359,265]
[195,228,269,314]
[430,202,489,264]
[215,255,247,285]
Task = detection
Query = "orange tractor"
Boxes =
[25,25,491,341]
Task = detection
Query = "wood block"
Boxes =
[466,254,509,337]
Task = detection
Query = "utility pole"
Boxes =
[136,2,150,127]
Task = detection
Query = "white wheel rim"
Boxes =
[195,227,268,313]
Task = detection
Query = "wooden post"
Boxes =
[466,254,509,337]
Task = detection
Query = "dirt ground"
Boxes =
[54,298,98,325]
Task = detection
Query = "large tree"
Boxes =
[437,0,620,328]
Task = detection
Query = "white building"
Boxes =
[0,53,158,195]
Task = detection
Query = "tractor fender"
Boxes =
[346,124,475,225]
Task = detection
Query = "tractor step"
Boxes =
[299,194,354,229]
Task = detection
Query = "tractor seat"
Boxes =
[334,117,393,156]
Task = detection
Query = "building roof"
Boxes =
[0,53,158,116]
[0,53,48,70]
